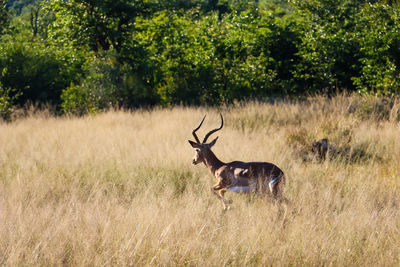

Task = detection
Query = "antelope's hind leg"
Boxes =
[268,176,280,200]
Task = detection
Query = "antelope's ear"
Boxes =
[188,140,201,148]
[208,136,219,147]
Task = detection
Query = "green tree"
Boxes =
[0,82,16,121]
[44,0,156,52]
[0,68,20,121]
[5,0,39,15]
[291,0,363,93]
[0,0,9,35]
[134,8,299,105]
[61,51,159,114]
[0,5,87,107]
[0,37,85,105]
[353,2,400,95]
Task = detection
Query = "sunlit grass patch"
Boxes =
[0,95,399,266]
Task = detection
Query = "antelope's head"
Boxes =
[188,114,224,165]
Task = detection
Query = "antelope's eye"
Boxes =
[195,148,200,152]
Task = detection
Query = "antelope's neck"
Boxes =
[203,149,224,176]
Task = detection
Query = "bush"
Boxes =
[60,83,96,116]
[292,0,362,93]
[0,78,19,121]
[353,3,400,95]
[0,34,85,106]
[61,52,160,114]
[133,9,299,106]
[5,0,400,114]
[0,0,10,36]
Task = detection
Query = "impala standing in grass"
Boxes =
[188,114,286,210]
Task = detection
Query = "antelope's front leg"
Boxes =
[211,184,232,210]
[219,188,233,206]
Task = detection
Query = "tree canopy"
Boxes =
[1,0,400,116]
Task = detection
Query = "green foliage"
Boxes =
[0,0,10,35]
[159,0,259,14]
[292,0,363,93]
[134,8,299,105]
[61,52,159,114]
[0,69,20,121]
[353,2,400,95]
[60,59,123,116]
[0,83,15,121]
[2,0,400,114]
[260,0,293,11]
[5,0,39,15]
[43,0,155,52]
[0,34,85,105]
[135,10,218,105]
[0,11,87,107]
[60,83,96,116]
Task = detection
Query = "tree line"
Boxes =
[0,0,400,117]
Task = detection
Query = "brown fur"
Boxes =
[312,138,335,160]
[189,114,285,210]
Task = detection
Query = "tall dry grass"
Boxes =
[0,95,399,266]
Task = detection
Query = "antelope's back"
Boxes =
[227,161,284,179]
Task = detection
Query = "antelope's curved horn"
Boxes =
[202,113,223,144]
[192,115,206,144]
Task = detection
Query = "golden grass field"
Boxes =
[0,95,399,266]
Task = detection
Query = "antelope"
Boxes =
[188,114,286,210]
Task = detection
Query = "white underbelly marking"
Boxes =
[228,186,252,193]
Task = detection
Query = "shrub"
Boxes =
[134,9,299,105]
[292,0,362,93]
[60,52,160,114]
[60,83,96,116]
[0,78,20,121]
[0,34,85,106]
[353,3,400,95]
